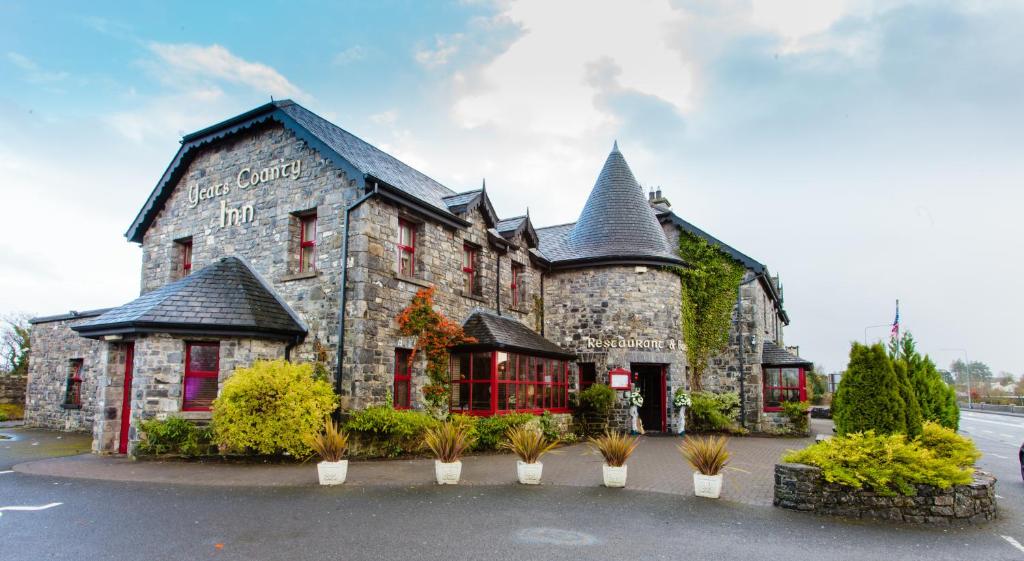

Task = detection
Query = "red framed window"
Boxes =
[183,342,219,411]
[577,362,596,390]
[299,213,317,273]
[179,239,193,277]
[462,245,477,295]
[398,220,416,276]
[394,348,413,409]
[511,263,526,307]
[763,366,806,411]
[64,359,83,407]
[450,351,569,415]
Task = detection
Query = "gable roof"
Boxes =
[761,341,813,369]
[126,100,465,243]
[496,215,539,248]
[442,188,500,227]
[454,310,575,359]
[72,257,307,341]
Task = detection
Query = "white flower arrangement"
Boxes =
[628,388,644,408]
[673,390,691,409]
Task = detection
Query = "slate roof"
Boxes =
[127,100,463,243]
[454,310,575,359]
[73,257,307,341]
[496,216,526,234]
[761,341,813,368]
[536,144,683,268]
[442,190,482,214]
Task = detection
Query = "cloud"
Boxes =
[415,34,464,68]
[333,45,367,65]
[6,52,69,83]
[148,43,311,102]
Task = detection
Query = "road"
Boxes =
[0,421,1023,561]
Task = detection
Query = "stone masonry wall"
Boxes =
[544,265,686,431]
[774,463,997,525]
[0,372,27,406]
[25,317,107,431]
[342,197,545,409]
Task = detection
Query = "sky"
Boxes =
[1,0,1022,375]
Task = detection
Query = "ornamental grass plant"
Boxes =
[423,421,476,463]
[502,426,559,464]
[307,419,350,463]
[588,431,640,467]
[678,435,730,476]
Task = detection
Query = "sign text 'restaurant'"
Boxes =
[586,337,683,350]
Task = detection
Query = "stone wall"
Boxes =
[774,463,997,525]
[543,265,686,431]
[0,372,27,406]
[25,316,107,431]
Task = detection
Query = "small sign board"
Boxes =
[608,368,632,390]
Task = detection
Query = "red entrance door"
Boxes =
[118,343,134,454]
[632,363,667,432]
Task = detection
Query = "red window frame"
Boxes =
[299,213,317,273]
[577,362,596,390]
[511,263,525,307]
[394,348,413,410]
[183,342,220,412]
[449,350,569,416]
[64,359,83,407]
[762,366,806,412]
[181,240,192,277]
[462,244,477,295]
[398,220,416,276]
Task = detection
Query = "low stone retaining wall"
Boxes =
[0,373,27,405]
[774,463,997,524]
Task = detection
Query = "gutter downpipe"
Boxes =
[335,182,380,404]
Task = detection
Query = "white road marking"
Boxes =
[962,416,1024,429]
[1002,434,1015,438]
[991,454,1009,459]
[1002,535,1024,555]
[0,470,13,475]
[0,502,62,518]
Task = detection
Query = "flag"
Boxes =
[890,299,900,341]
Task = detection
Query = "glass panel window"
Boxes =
[176,239,193,278]
[394,349,412,409]
[472,352,492,381]
[462,245,478,295]
[763,366,805,410]
[299,214,317,273]
[184,342,219,411]
[64,359,83,407]
[398,220,416,276]
[511,263,525,307]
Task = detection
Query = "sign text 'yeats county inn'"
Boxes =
[186,159,303,228]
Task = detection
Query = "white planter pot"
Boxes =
[435,460,462,485]
[602,464,627,488]
[693,472,723,498]
[517,460,543,485]
[317,460,348,486]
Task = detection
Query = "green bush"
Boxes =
[833,343,907,436]
[138,417,215,456]
[474,413,536,450]
[0,403,24,421]
[577,383,615,417]
[688,391,739,432]
[780,400,810,434]
[212,359,337,458]
[345,406,440,457]
[893,360,923,438]
[916,421,979,467]
[783,430,975,496]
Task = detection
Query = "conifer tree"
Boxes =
[893,360,923,437]
[833,343,907,435]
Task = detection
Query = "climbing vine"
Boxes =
[396,287,475,414]
[675,231,744,391]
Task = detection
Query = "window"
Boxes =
[184,342,219,411]
[394,349,412,410]
[462,245,478,295]
[398,220,416,276]
[177,239,193,278]
[763,366,806,411]
[577,362,596,390]
[299,213,317,273]
[511,263,526,307]
[450,351,569,415]
[63,359,83,407]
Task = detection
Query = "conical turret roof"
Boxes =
[561,144,682,266]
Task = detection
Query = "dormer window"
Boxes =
[398,220,416,276]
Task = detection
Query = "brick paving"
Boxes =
[10,421,830,506]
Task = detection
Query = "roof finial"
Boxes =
[481,177,486,192]
[526,206,530,217]
[270,95,274,102]
[612,139,619,153]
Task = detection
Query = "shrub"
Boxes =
[0,403,24,422]
[780,401,810,434]
[678,435,730,475]
[783,430,975,496]
[916,421,979,467]
[833,343,906,436]
[893,360,923,438]
[688,391,739,432]
[137,417,215,457]
[345,406,440,458]
[473,413,536,450]
[589,431,639,467]
[212,360,337,458]
[577,383,615,417]
[502,426,559,463]
[423,422,476,463]
[306,419,349,463]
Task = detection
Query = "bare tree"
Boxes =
[0,313,32,376]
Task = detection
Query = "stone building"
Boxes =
[25,100,810,452]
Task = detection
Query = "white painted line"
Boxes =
[983,430,995,434]
[991,454,1009,459]
[996,495,1005,499]
[0,470,13,475]
[0,502,62,518]
[962,416,1024,429]
[1001,434,1015,438]
[1002,535,1024,555]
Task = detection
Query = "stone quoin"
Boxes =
[24,100,811,453]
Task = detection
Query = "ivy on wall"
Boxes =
[675,231,745,391]
[396,287,475,414]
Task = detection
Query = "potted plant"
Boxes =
[673,389,691,435]
[307,419,350,486]
[502,426,559,485]
[678,435,730,498]
[588,431,640,488]
[423,421,475,485]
